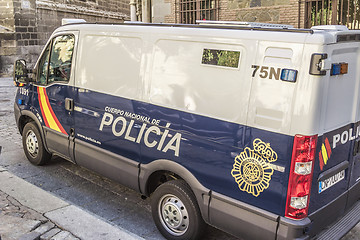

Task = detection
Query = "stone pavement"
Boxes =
[0,166,77,240]
[0,189,70,240]
[0,165,143,240]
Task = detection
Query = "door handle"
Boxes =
[65,98,74,111]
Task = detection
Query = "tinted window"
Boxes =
[37,44,51,85]
[48,35,75,84]
[202,49,240,68]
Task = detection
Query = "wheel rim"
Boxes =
[158,194,189,236]
[26,130,39,157]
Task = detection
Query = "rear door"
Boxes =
[308,37,360,233]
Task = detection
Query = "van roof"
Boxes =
[55,22,360,45]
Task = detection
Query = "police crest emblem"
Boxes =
[231,138,278,197]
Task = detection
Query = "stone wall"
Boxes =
[36,0,130,45]
[0,0,130,77]
[0,0,15,75]
[0,0,15,30]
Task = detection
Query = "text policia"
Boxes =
[99,108,182,157]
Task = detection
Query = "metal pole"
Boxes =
[332,0,338,24]
[142,0,151,22]
[298,0,301,28]
[347,0,350,27]
[130,0,137,21]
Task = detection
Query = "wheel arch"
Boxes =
[139,160,211,223]
[18,110,49,152]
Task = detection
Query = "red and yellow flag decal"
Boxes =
[319,138,331,170]
[37,87,67,135]
[14,82,25,87]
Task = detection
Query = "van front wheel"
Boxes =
[151,180,206,240]
[22,122,51,165]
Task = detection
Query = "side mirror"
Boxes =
[14,59,30,86]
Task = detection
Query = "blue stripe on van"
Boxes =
[72,86,292,216]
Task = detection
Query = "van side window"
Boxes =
[37,44,51,85]
[202,49,240,68]
[48,35,75,84]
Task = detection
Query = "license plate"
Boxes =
[318,170,345,193]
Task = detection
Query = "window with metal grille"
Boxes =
[178,0,219,24]
[304,0,360,29]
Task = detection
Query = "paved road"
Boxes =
[0,77,359,240]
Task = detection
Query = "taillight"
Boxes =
[285,134,317,220]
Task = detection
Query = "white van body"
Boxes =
[14,21,360,239]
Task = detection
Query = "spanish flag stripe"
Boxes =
[319,151,324,170]
[42,88,67,135]
[37,87,50,128]
[39,87,60,132]
[325,138,332,156]
[38,87,67,135]
[321,145,329,165]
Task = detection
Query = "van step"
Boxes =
[316,201,360,240]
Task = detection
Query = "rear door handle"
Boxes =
[65,98,74,111]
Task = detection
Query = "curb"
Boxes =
[0,166,144,240]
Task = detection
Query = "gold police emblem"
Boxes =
[231,138,278,197]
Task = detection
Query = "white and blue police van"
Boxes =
[13,19,360,239]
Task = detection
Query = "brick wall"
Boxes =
[163,0,176,23]
[163,0,306,27]
[220,3,298,26]
[218,0,303,27]
[0,0,130,77]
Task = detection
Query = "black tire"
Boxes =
[151,180,206,240]
[22,122,51,165]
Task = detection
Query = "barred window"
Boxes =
[178,0,219,24]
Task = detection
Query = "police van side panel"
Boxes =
[69,25,309,239]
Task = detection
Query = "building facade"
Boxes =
[2,0,358,76]
[152,0,304,27]
[152,0,360,29]
[0,0,130,76]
